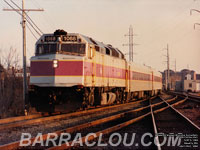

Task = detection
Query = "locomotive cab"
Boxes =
[30,30,87,87]
[29,30,90,112]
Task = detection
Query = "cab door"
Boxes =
[126,62,130,92]
[91,45,96,87]
[84,45,95,87]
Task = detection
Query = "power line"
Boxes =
[3,0,43,115]
[123,25,138,62]
[163,44,170,91]
[31,0,56,31]
[3,0,43,37]
[140,1,196,52]
[190,9,200,30]
[26,23,38,40]
[10,0,43,35]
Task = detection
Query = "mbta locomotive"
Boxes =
[29,29,162,112]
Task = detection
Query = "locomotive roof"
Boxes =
[79,34,160,74]
[39,32,125,58]
[80,35,120,50]
[80,34,125,58]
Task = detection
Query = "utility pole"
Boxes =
[22,0,28,115]
[3,0,43,115]
[167,44,170,91]
[174,59,177,91]
[163,44,170,90]
[123,25,138,62]
[174,59,176,81]
[128,25,133,62]
[175,59,176,73]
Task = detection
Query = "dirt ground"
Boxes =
[175,100,200,127]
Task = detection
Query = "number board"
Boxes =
[44,35,77,42]
[62,36,77,42]
[44,36,57,42]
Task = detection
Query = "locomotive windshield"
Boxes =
[36,44,58,55]
[61,44,85,55]
[36,43,86,56]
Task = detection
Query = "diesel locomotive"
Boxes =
[29,30,162,112]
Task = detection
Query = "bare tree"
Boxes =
[0,48,2,65]
[0,47,23,118]
[3,46,20,70]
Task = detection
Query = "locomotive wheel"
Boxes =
[94,87,103,106]
[82,90,88,109]
[82,88,94,109]
[116,89,123,104]
[88,88,94,106]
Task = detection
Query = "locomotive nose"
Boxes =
[30,59,55,77]
[30,55,84,87]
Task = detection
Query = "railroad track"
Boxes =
[188,92,200,100]
[0,98,150,131]
[174,96,200,128]
[59,96,187,150]
[0,113,45,125]
[0,96,159,150]
[151,96,200,150]
[1,94,197,150]
[169,91,200,102]
[0,97,153,149]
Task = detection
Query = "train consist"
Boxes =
[29,30,162,112]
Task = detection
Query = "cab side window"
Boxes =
[95,45,100,52]
[106,48,110,55]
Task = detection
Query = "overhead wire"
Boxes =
[9,0,43,35]
[139,0,197,56]
[4,0,42,38]
[26,23,38,40]
[3,0,43,64]
[31,0,56,31]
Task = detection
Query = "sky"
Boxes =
[0,0,200,73]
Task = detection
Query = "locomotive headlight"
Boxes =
[53,59,58,68]
[58,37,61,42]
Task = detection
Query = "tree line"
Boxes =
[0,47,25,118]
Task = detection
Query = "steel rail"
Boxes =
[150,99,161,150]
[0,97,157,150]
[160,96,200,131]
[0,96,185,150]
[0,101,151,150]
[188,92,200,99]
[0,114,43,125]
[189,98,200,103]
[152,96,199,150]
[48,96,179,150]
[151,95,177,108]
[0,98,149,131]
[167,91,200,104]
[149,95,186,150]
[47,112,151,150]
